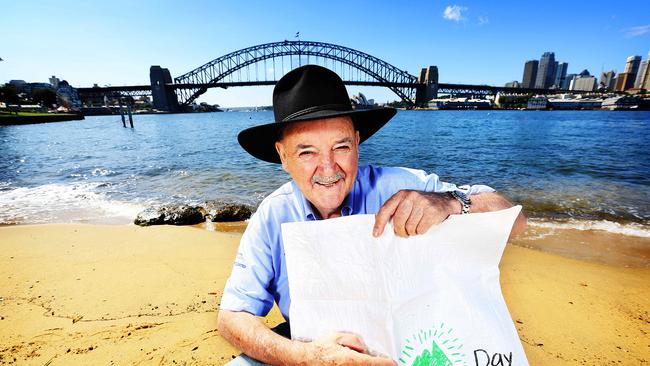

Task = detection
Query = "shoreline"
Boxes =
[1,223,649,365]
[2,216,648,268]
[0,113,84,125]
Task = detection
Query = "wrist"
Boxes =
[446,192,462,215]
[448,190,471,214]
[285,340,311,366]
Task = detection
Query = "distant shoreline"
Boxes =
[0,112,84,126]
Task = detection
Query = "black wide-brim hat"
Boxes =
[238,64,396,163]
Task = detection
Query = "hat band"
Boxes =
[282,104,351,122]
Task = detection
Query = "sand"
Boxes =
[1,223,649,365]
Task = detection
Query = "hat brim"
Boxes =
[238,107,397,164]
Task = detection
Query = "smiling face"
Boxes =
[275,116,360,219]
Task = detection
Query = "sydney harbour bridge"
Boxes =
[77,40,553,110]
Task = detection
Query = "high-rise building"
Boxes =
[615,73,634,91]
[620,55,642,91]
[624,55,642,74]
[554,62,568,89]
[641,52,650,91]
[521,60,538,88]
[634,58,649,89]
[535,52,556,89]
[600,71,616,90]
[562,74,576,90]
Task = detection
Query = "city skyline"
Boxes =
[2,0,649,107]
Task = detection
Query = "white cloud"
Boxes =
[623,24,650,37]
[443,5,467,22]
[478,15,489,25]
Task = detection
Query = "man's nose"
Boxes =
[318,150,337,172]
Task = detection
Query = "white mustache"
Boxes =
[312,171,345,185]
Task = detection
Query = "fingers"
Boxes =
[375,191,456,237]
[373,192,402,237]
[356,353,397,366]
[391,198,414,237]
[336,333,368,354]
[404,203,424,236]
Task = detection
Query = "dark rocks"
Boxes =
[133,207,165,226]
[204,200,253,222]
[134,201,254,226]
[134,204,205,226]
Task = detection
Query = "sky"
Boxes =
[1,0,649,107]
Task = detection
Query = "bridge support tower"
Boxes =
[150,66,179,112]
[414,66,439,107]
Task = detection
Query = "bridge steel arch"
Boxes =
[173,40,418,107]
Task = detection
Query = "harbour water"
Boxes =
[0,110,648,238]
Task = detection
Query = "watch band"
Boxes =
[449,190,472,215]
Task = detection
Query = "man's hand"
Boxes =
[218,310,396,366]
[306,332,396,365]
[373,190,527,238]
[373,190,459,237]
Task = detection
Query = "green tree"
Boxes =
[32,88,58,108]
[0,84,20,104]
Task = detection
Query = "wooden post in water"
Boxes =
[118,98,126,128]
[127,103,134,128]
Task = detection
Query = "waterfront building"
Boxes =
[547,95,602,110]
[554,62,568,89]
[601,95,648,110]
[624,55,641,75]
[562,74,576,90]
[351,92,376,109]
[535,52,556,89]
[600,70,616,90]
[521,60,538,88]
[527,96,548,109]
[427,98,492,110]
[634,58,649,89]
[570,74,597,91]
[615,72,634,91]
[56,80,81,109]
[49,75,60,89]
[8,80,27,91]
[24,82,54,96]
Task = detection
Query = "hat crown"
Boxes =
[273,65,352,123]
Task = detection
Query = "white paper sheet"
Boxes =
[282,206,528,365]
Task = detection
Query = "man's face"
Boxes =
[275,116,360,219]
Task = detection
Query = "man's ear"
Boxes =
[275,141,289,172]
[355,130,360,146]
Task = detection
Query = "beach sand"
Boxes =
[1,224,648,365]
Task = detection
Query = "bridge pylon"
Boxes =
[150,66,179,112]
[414,66,438,107]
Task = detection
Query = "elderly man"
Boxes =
[218,65,526,365]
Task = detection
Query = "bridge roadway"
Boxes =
[77,82,587,98]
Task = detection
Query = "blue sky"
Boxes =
[2,0,649,107]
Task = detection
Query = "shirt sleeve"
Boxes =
[377,166,495,195]
[219,209,275,316]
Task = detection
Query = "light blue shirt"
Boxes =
[220,165,494,321]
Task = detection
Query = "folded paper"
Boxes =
[282,206,528,365]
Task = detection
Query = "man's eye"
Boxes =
[299,151,314,157]
[335,145,350,151]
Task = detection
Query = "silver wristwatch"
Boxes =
[449,190,472,214]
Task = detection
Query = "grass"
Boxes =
[0,111,77,117]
